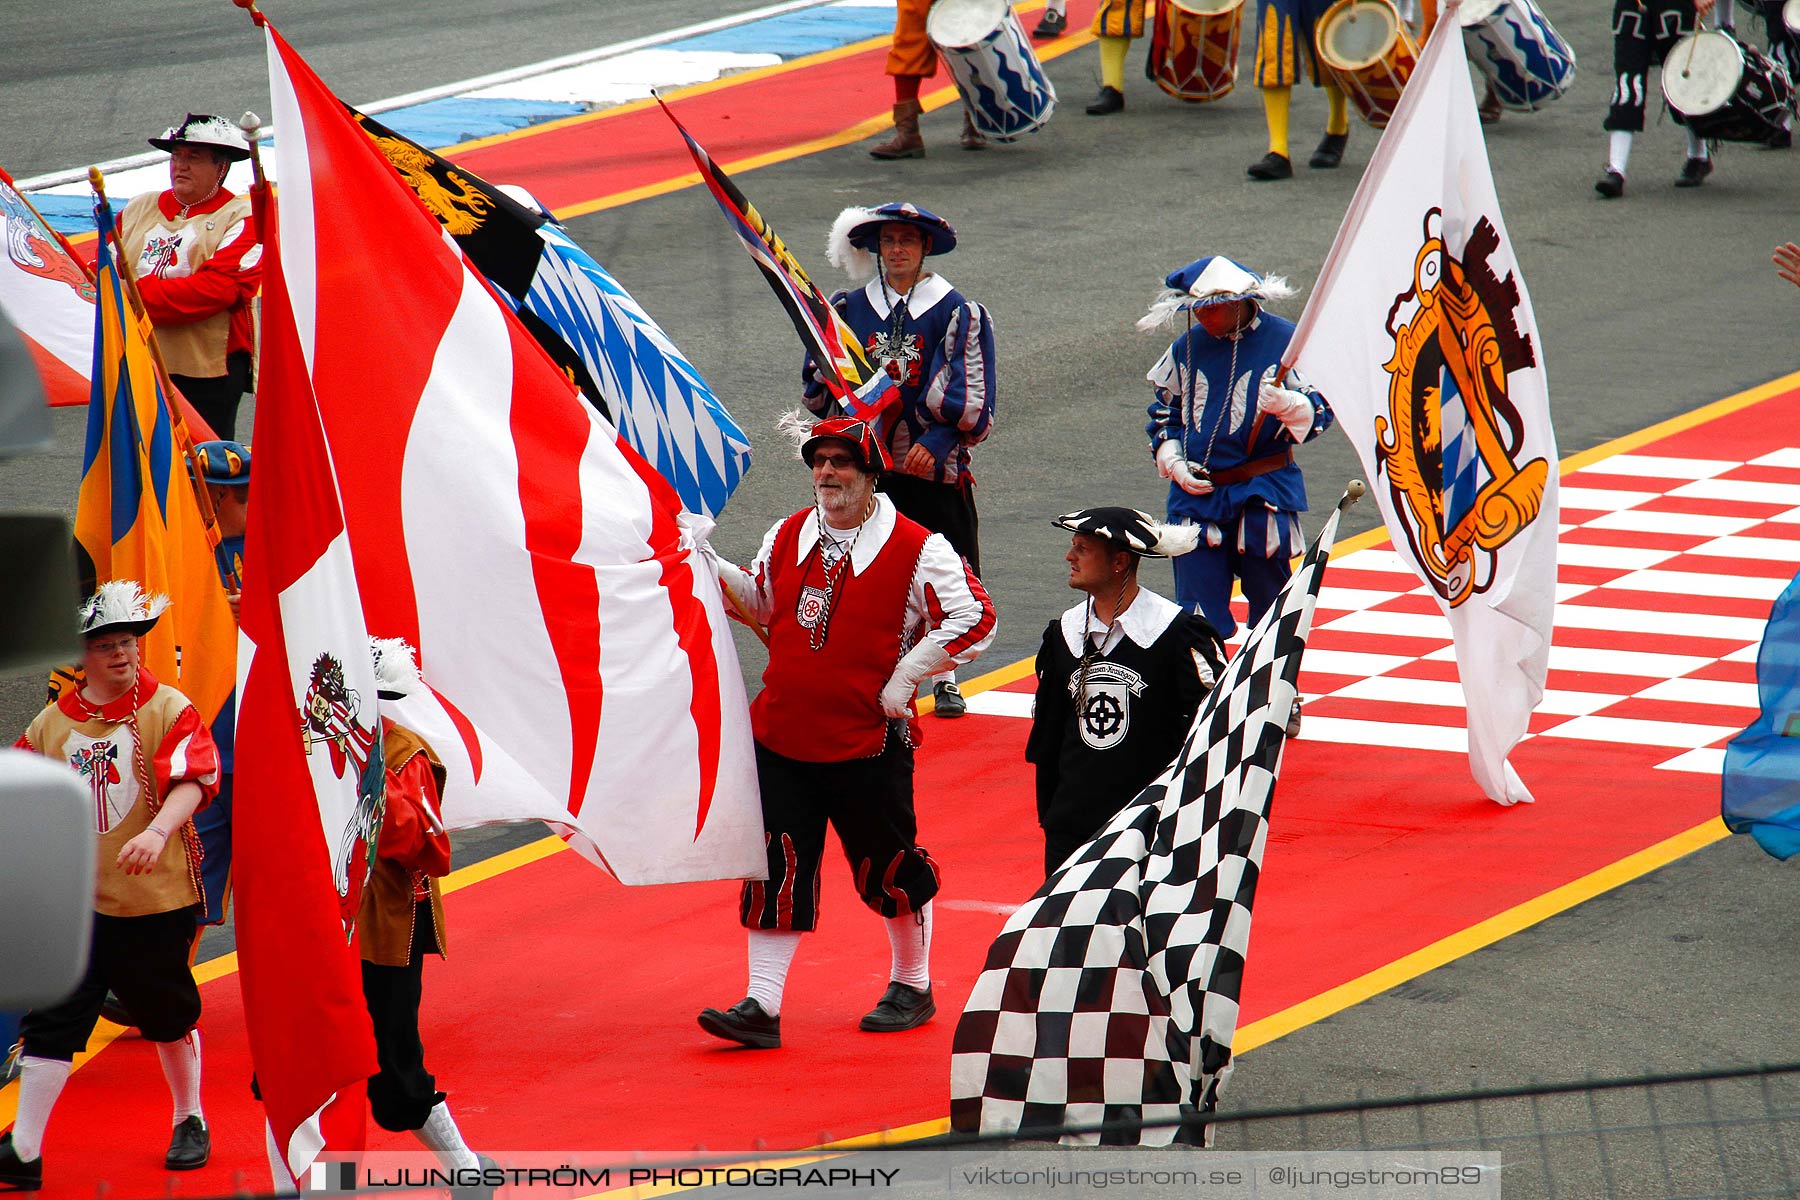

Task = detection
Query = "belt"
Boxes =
[1205,448,1294,488]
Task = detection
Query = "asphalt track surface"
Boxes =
[4,0,1800,1175]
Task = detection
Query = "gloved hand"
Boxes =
[1155,440,1213,496]
[879,640,954,718]
[1257,382,1315,441]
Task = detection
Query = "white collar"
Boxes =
[1059,587,1183,657]
[794,493,896,576]
[863,273,954,320]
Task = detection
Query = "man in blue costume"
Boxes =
[1141,256,1333,642]
[807,202,997,718]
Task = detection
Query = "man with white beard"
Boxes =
[698,417,997,1049]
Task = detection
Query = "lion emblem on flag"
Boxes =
[1376,209,1548,608]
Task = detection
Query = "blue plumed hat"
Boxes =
[1137,255,1297,331]
[828,203,958,281]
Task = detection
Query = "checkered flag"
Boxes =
[950,499,1348,1145]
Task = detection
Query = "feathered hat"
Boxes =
[827,202,958,282]
[78,581,171,639]
[1136,255,1297,332]
[1052,507,1199,558]
[369,637,423,702]
[149,113,251,162]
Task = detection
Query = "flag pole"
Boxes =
[0,164,96,284]
[86,166,227,540]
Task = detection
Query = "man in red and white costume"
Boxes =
[697,417,996,1049]
[119,114,262,440]
[3,582,220,1189]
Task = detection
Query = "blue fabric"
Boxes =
[194,772,233,924]
[1722,568,1800,860]
[1170,507,1295,638]
[1145,312,1333,525]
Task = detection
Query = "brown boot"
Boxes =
[960,108,988,151]
[870,100,925,160]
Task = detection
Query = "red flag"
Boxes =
[233,157,381,1177]
[253,22,762,881]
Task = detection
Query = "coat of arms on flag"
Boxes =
[950,493,1351,1145]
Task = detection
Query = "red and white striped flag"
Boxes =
[0,164,95,408]
[241,16,767,1176]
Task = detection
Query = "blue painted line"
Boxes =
[371,96,590,148]
[34,195,96,235]
[667,8,895,57]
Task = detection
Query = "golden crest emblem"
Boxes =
[1376,209,1547,608]
[353,114,494,237]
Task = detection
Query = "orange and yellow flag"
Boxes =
[69,191,236,723]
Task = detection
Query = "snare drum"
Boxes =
[1662,30,1795,144]
[1315,0,1419,128]
[1147,0,1245,103]
[927,0,1057,141]
[1786,0,1800,37]
[1459,0,1576,111]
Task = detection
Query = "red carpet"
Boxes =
[13,379,1796,1197]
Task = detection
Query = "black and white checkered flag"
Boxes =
[950,500,1347,1145]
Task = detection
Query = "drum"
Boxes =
[927,0,1057,141]
[1147,0,1245,103]
[1786,0,1800,37]
[1458,0,1576,111]
[1315,0,1419,128]
[1662,30,1796,144]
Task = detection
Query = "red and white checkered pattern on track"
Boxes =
[966,446,1800,770]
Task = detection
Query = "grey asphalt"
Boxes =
[4,0,1800,1183]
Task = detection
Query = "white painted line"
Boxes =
[1724,642,1764,663]
[1320,609,1453,640]
[1685,535,1800,563]
[1559,486,1659,511]
[1581,509,1761,538]
[1654,747,1729,774]
[1325,675,1623,716]
[1316,586,1413,611]
[1605,569,1789,602]
[1293,716,1469,753]
[1330,548,1422,577]
[1539,714,1739,749]
[1771,507,1800,525]
[1557,542,1676,570]
[1299,649,1420,678]
[1748,448,1800,470]
[1428,644,1714,678]
[965,690,1034,719]
[464,50,782,103]
[1633,678,1762,710]
[936,899,1022,916]
[1552,603,1769,644]
[1589,454,1738,481]
[14,0,845,191]
[1667,477,1800,507]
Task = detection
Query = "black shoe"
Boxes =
[1246,152,1293,181]
[1768,127,1792,149]
[1309,132,1347,169]
[0,1133,43,1192]
[932,680,967,719]
[1085,86,1124,115]
[1033,8,1067,37]
[164,1116,210,1171]
[860,982,936,1032]
[697,997,781,1049]
[100,992,135,1029]
[1675,157,1712,188]
[1594,169,1624,199]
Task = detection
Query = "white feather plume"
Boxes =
[78,580,170,635]
[1150,521,1201,558]
[1135,273,1300,332]
[369,636,422,697]
[775,408,816,461]
[826,207,877,283]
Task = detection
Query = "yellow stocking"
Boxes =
[1262,85,1292,157]
[1326,83,1350,136]
[1098,35,1130,92]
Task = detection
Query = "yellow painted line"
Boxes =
[1235,818,1730,1051]
[1559,368,1800,474]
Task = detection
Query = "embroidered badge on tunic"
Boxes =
[1068,661,1148,751]
[796,585,830,632]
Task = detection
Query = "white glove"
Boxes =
[879,640,954,718]
[1156,440,1213,496]
[700,542,758,615]
[1257,382,1315,441]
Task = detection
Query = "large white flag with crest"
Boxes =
[1283,8,1558,806]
